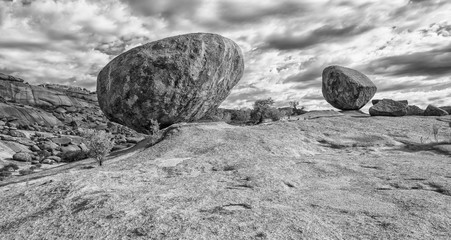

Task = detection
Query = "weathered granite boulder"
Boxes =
[322,66,377,110]
[406,105,424,116]
[97,33,244,133]
[13,152,32,162]
[424,105,448,116]
[369,99,407,117]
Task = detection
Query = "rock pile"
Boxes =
[369,99,449,117]
[0,73,145,181]
[97,33,245,133]
[322,66,377,110]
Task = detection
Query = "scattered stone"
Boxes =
[13,152,32,162]
[126,137,144,144]
[8,130,26,138]
[97,33,245,133]
[47,155,62,163]
[322,66,377,110]
[424,105,448,116]
[406,105,424,116]
[51,137,72,146]
[39,141,59,151]
[41,159,55,164]
[30,145,41,152]
[369,99,407,117]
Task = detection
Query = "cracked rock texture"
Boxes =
[97,33,244,134]
[322,66,377,110]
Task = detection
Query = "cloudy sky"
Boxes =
[1,0,450,110]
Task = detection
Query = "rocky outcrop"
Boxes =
[406,105,424,116]
[369,99,407,117]
[424,105,448,116]
[0,75,96,108]
[0,103,62,127]
[97,33,245,133]
[322,66,377,110]
[372,99,408,105]
[0,72,24,82]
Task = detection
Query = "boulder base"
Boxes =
[322,66,377,110]
[97,33,244,134]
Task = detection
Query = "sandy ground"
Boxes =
[0,114,450,240]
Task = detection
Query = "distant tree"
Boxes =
[250,98,282,124]
[230,108,251,123]
[289,101,299,110]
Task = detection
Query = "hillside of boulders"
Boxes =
[0,73,145,180]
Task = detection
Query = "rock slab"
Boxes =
[97,33,244,133]
[369,99,407,117]
[322,66,377,110]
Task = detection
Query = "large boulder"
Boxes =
[97,33,244,133]
[369,99,407,117]
[424,105,448,116]
[322,66,377,110]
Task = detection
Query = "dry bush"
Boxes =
[81,129,115,166]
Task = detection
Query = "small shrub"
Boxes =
[81,129,115,166]
[0,171,12,177]
[3,163,19,171]
[18,169,33,175]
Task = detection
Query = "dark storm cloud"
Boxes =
[0,41,46,51]
[120,0,202,23]
[363,45,451,77]
[218,1,306,24]
[263,24,374,50]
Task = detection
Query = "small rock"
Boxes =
[42,159,55,164]
[51,137,72,146]
[31,145,41,152]
[126,137,144,144]
[424,105,448,116]
[369,99,407,117]
[47,155,62,163]
[13,152,32,162]
[8,130,26,138]
[39,141,59,150]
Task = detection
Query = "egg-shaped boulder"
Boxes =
[322,66,377,110]
[97,33,244,134]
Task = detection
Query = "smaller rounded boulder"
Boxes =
[322,66,377,110]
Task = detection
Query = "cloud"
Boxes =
[217,0,306,24]
[363,44,451,77]
[263,23,375,50]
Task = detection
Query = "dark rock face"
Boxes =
[369,99,407,117]
[97,33,244,133]
[322,66,377,110]
[424,105,448,116]
[406,105,424,116]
